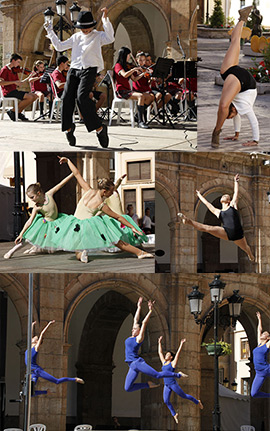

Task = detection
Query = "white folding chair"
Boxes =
[108,70,137,127]
[74,425,92,431]
[48,73,62,123]
[29,424,46,431]
[4,428,23,431]
[0,85,19,121]
[240,426,255,431]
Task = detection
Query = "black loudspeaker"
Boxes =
[172,61,197,79]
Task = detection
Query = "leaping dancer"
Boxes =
[251,312,270,398]
[158,336,203,423]
[178,174,255,261]
[124,297,183,392]
[26,321,84,396]
[211,6,259,148]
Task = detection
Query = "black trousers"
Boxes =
[61,67,102,132]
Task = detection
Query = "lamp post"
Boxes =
[187,275,244,431]
[69,1,81,23]
[55,0,67,41]
[231,381,238,392]
[223,377,229,388]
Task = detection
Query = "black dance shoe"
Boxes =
[7,110,16,121]
[96,124,109,148]
[65,123,76,146]
[138,122,149,129]
[18,112,29,121]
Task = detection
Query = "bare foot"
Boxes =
[137,251,154,259]
[198,400,203,409]
[4,251,13,259]
[148,381,160,389]
[76,378,84,384]
[173,413,179,424]
[177,212,189,225]
[242,141,258,147]
[180,372,188,378]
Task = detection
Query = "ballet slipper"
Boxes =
[137,251,154,259]
[24,246,38,255]
[198,400,204,410]
[177,212,188,224]
[147,381,160,389]
[75,378,85,384]
[173,413,179,424]
[238,6,253,23]
[242,140,258,147]
[80,250,88,263]
[211,128,222,148]
[4,251,12,259]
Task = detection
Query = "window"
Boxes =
[240,338,250,360]
[124,189,136,214]
[142,188,155,217]
[127,161,151,181]
[219,368,224,384]
[240,0,245,7]
[241,378,250,396]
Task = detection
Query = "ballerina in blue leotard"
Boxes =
[26,320,84,396]
[158,336,203,423]
[124,297,183,392]
[251,311,270,398]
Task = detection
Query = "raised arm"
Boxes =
[102,204,143,236]
[35,320,55,351]
[231,174,239,208]
[136,300,155,343]
[133,297,143,326]
[114,174,126,190]
[58,157,90,192]
[196,190,220,218]
[47,173,74,196]
[15,206,39,244]
[158,336,165,364]
[256,311,263,345]
[171,338,186,369]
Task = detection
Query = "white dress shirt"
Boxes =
[46,17,114,72]
[232,89,259,141]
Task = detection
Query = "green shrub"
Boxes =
[209,0,225,28]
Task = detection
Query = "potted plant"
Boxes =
[201,339,232,357]
[209,0,225,29]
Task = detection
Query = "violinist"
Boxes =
[132,52,154,124]
[113,46,149,129]
[0,53,38,121]
[29,60,51,116]
[51,55,69,97]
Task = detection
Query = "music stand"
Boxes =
[172,61,197,122]
[34,66,55,122]
[147,57,175,128]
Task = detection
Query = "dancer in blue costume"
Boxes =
[158,336,203,423]
[58,157,153,263]
[124,297,183,393]
[251,311,270,398]
[26,321,84,396]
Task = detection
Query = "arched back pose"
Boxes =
[4,173,74,259]
[59,157,153,263]
[211,6,259,148]
[124,297,183,393]
[26,321,84,396]
[158,336,203,423]
[251,311,270,398]
[113,47,151,129]
[178,174,255,261]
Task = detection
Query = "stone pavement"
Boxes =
[0,242,155,273]
[0,108,197,152]
[198,38,270,152]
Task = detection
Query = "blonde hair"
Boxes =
[26,182,43,195]
[97,178,114,191]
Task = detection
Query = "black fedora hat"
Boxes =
[74,11,97,29]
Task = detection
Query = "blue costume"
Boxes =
[124,337,181,392]
[251,343,270,398]
[162,362,199,417]
[25,347,76,396]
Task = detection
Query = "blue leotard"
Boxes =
[125,337,143,363]
[251,343,270,398]
[162,362,176,385]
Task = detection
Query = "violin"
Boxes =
[12,66,32,75]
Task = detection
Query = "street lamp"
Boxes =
[69,2,81,23]
[44,6,55,25]
[187,275,244,431]
[55,0,66,41]
[223,377,229,388]
[231,381,238,392]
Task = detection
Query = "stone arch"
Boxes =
[155,177,179,221]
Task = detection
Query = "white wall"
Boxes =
[234,321,250,395]
[155,191,170,265]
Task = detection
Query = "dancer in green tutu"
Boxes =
[58,156,153,263]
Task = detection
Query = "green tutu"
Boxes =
[23,213,148,252]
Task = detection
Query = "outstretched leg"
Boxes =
[251,373,270,398]
[38,369,84,385]
[234,237,255,261]
[4,240,28,259]
[171,382,199,405]
[178,213,228,241]
[124,367,149,392]
[163,385,177,418]
[220,20,244,75]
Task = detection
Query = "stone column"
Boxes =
[1,0,21,62]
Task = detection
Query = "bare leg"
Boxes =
[4,241,27,259]
[178,213,228,240]
[174,413,179,424]
[220,20,244,74]
[215,76,240,131]
[116,240,153,258]
[234,237,255,261]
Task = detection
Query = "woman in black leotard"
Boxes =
[211,6,259,149]
[178,174,255,261]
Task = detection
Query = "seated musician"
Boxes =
[132,52,155,123]
[0,53,38,121]
[51,55,69,97]
[29,60,52,116]
[113,46,149,128]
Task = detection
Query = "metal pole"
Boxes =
[13,152,23,238]
[206,0,209,23]
[213,296,220,431]
[24,274,33,431]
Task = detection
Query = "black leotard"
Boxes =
[221,65,256,93]
[219,206,244,241]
